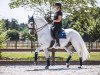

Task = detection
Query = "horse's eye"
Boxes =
[31,23,33,25]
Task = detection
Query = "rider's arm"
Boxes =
[53,15,62,23]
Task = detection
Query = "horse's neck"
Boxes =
[37,25,51,38]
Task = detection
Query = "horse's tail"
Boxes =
[79,37,90,61]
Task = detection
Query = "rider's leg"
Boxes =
[49,40,55,48]
[54,30,60,47]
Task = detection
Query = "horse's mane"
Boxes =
[35,16,48,24]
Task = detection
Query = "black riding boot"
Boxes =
[55,31,60,47]
[49,40,55,48]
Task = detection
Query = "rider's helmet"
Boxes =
[54,3,62,9]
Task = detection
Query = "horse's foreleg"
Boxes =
[43,49,50,69]
[34,52,38,65]
[34,47,41,65]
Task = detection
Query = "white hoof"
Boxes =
[78,66,82,69]
[34,62,38,65]
[66,63,70,68]
[45,66,49,69]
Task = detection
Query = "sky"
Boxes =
[0,0,100,23]
[0,0,34,23]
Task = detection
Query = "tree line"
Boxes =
[0,18,28,46]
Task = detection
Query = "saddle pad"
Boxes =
[58,31,66,38]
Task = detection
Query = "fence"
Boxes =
[3,40,39,49]
[2,40,100,49]
[0,48,100,65]
[0,40,100,65]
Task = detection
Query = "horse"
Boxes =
[28,15,90,69]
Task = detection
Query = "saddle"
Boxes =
[51,27,66,39]
[49,27,66,48]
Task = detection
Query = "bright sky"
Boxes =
[0,0,100,23]
[0,0,34,23]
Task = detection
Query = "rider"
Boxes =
[53,3,63,47]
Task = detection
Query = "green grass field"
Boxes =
[1,52,100,61]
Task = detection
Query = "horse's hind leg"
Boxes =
[71,41,83,68]
[64,45,74,68]
[66,55,72,68]
[43,49,50,69]
[78,57,82,68]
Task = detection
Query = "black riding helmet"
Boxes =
[54,3,62,9]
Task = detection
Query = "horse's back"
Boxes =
[64,28,80,35]
[64,28,77,34]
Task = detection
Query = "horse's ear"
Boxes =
[32,15,34,19]
[28,15,30,19]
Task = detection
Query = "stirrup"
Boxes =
[56,43,60,47]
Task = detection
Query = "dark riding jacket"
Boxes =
[54,10,63,31]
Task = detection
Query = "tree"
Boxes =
[7,29,19,41]
[0,19,6,33]
[89,7,100,41]
[0,20,7,58]
[9,0,96,14]
[10,18,19,30]
[19,23,28,31]
[9,0,99,41]
[3,18,19,30]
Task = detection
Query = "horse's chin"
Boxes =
[28,31,32,35]
[28,30,33,35]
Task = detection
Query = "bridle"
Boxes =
[28,17,48,33]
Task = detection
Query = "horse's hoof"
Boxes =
[78,66,82,69]
[34,62,38,65]
[45,66,49,69]
[66,63,70,68]
[67,65,70,68]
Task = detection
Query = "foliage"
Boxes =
[63,6,100,41]
[0,20,7,48]
[20,32,27,41]
[26,33,37,41]
[19,23,28,31]
[9,0,100,41]
[89,18,100,41]
[89,7,100,41]
[0,19,6,33]
[2,18,29,41]
[4,19,19,30]
[9,0,96,15]
[7,29,19,41]
[0,32,7,48]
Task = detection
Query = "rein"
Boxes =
[28,22,48,33]
[35,23,48,32]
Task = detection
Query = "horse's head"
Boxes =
[28,16,35,35]
[28,15,48,34]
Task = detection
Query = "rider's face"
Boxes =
[54,6,59,12]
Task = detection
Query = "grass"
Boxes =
[0,52,100,61]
